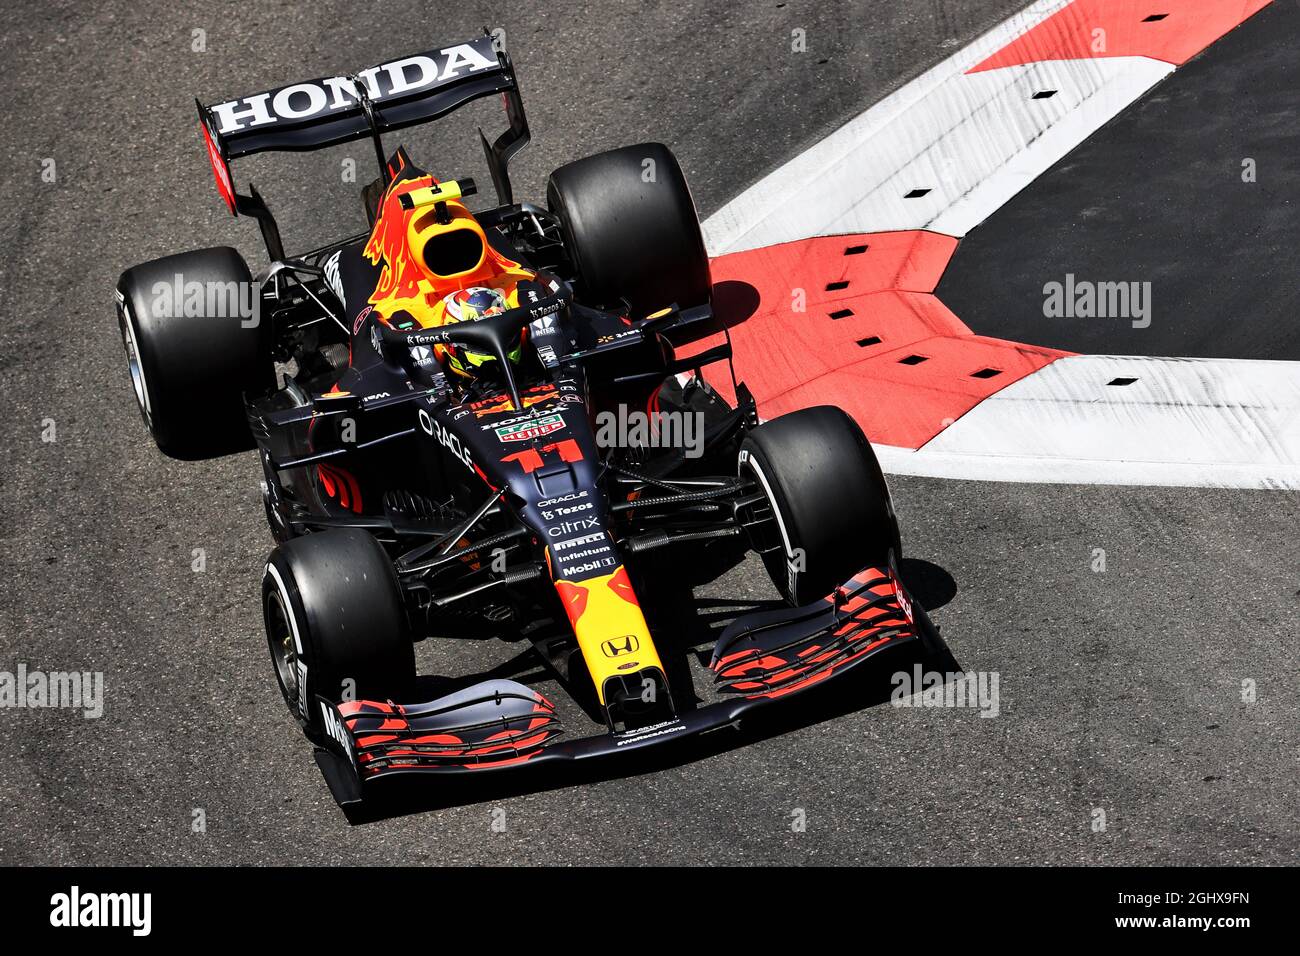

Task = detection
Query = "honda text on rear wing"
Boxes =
[196,32,529,260]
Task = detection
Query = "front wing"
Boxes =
[314,563,945,805]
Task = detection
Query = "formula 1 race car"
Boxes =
[115,33,948,806]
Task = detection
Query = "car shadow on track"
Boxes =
[900,557,957,612]
[668,279,761,345]
[339,553,963,826]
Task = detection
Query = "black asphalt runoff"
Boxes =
[937,0,1300,360]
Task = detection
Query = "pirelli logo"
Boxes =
[601,634,640,658]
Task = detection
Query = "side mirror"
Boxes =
[640,303,681,334]
[314,390,362,414]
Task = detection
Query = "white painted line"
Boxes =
[928,58,1171,237]
[705,53,1171,253]
[877,356,1300,489]
[700,0,1201,254]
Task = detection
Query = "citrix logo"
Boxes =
[547,517,599,538]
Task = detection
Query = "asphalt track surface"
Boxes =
[937,0,1300,361]
[0,1,1295,865]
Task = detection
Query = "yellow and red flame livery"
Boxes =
[363,174,535,331]
[554,566,665,705]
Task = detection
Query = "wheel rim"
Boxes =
[265,588,299,711]
[740,454,801,599]
[117,301,152,428]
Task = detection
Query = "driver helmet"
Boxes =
[437,286,524,378]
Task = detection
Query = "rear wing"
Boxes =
[196,33,530,255]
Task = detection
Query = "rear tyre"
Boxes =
[741,406,901,606]
[116,246,271,460]
[546,142,711,317]
[262,529,415,735]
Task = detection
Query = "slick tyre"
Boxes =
[547,142,711,317]
[741,406,901,606]
[116,246,271,460]
[263,529,415,735]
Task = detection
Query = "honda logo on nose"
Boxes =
[601,634,639,657]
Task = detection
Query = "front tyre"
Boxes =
[741,406,901,606]
[263,529,415,735]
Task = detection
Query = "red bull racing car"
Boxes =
[115,33,949,806]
